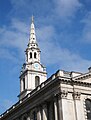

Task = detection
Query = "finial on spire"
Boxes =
[32,15,34,23]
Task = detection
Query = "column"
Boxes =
[54,97,58,120]
[37,106,42,120]
[42,103,48,120]
[27,115,31,120]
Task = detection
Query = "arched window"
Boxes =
[85,99,91,120]
[35,76,40,87]
[30,52,32,58]
[34,52,37,59]
[23,78,25,90]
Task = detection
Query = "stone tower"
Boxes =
[19,16,47,100]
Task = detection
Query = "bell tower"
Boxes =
[18,16,47,100]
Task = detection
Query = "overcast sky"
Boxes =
[0,0,91,114]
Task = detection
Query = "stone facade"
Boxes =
[1,70,91,120]
[1,17,91,120]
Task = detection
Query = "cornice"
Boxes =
[73,72,91,81]
[19,69,47,78]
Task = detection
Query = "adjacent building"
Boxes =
[0,17,91,120]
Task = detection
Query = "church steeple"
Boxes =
[26,16,40,63]
[19,16,47,100]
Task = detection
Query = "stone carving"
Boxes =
[72,92,81,100]
[61,90,68,99]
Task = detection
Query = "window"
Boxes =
[35,76,40,87]
[85,99,91,120]
[30,52,32,58]
[34,52,37,59]
[23,78,25,90]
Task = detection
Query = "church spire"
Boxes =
[29,16,37,44]
[19,16,47,100]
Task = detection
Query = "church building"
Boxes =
[0,17,91,120]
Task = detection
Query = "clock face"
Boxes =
[34,63,39,69]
